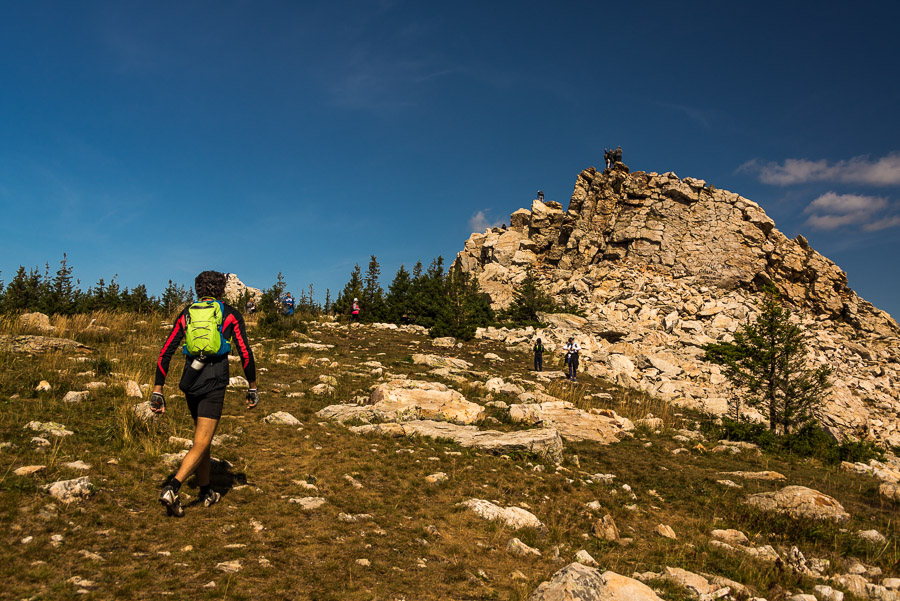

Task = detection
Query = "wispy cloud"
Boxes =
[803,191,900,231]
[468,210,502,233]
[740,152,900,186]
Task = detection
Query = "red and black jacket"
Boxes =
[155,300,256,395]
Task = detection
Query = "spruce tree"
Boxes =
[430,262,494,340]
[2,266,43,313]
[261,272,287,314]
[499,267,557,326]
[43,254,77,315]
[362,255,385,322]
[385,264,412,324]
[324,288,332,314]
[704,288,832,432]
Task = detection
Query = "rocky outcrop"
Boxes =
[456,163,900,445]
[508,400,634,443]
[224,273,262,306]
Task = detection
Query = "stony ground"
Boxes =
[1,313,898,600]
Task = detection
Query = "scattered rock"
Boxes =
[216,560,242,573]
[857,530,887,545]
[484,353,504,361]
[19,312,54,332]
[229,376,249,388]
[35,380,52,392]
[63,460,91,471]
[711,529,749,546]
[14,465,46,476]
[718,470,785,480]
[44,477,93,503]
[814,585,844,601]
[125,380,143,398]
[264,411,301,426]
[432,337,456,348]
[288,497,326,510]
[411,353,472,370]
[507,538,542,558]
[745,486,850,522]
[0,334,91,353]
[655,524,677,539]
[509,401,634,443]
[592,514,620,542]
[132,401,156,423]
[575,550,598,567]
[62,391,90,403]
[459,499,543,530]
[425,472,448,484]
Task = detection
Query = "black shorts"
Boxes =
[185,389,226,421]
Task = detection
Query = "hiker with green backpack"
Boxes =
[150,270,258,517]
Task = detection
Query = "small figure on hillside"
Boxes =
[564,337,581,381]
[151,270,258,517]
[351,298,360,323]
[245,297,257,315]
[614,146,623,164]
[537,190,544,202]
[533,337,545,371]
[282,292,295,316]
[604,148,612,169]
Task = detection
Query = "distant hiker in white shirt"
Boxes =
[564,337,581,381]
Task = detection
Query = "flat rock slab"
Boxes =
[509,401,634,444]
[14,465,46,476]
[529,563,664,601]
[319,379,484,425]
[459,498,543,530]
[44,477,93,503]
[411,354,472,370]
[279,342,334,351]
[718,470,785,480]
[0,334,92,354]
[349,419,564,463]
[289,497,326,510]
[25,421,73,437]
[745,485,849,522]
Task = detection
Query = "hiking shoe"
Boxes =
[159,485,184,517]
[201,489,221,507]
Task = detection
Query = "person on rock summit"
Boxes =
[151,270,258,517]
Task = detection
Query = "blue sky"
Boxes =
[2,1,899,319]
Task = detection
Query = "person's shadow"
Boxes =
[160,458,248,507]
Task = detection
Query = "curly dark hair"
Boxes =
[195,271,227,299]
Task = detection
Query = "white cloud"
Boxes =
[740,152,900,186]
[468,210,502,233]
[804,192,887,215]
[803,191,900,231]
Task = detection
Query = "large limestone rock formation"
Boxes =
[224,273,262,306]
[457,163,900,445]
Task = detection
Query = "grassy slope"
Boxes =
[0,313,897,600]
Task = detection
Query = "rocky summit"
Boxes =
[457,163,900,445]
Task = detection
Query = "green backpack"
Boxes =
[183,300,231,357]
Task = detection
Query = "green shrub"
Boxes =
[254,312,307,338]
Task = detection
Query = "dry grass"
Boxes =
[0,315,897,600]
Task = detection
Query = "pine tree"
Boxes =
[362,255,385,322]
[43,254,77,315]
[2,266,43,313]
[324,288,332,314]
[409,257,445,329]
[161,280,191,314]
[704,289,832,432]
[499,267,557,326]
[124,284,155,313]
[385,264,412,324]
[260,272,287,315]
[430,262,494,340]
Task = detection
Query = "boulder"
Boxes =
[432,337,456,348]
[19,312,54,332]
[745,485,849,522]
[125,380,143,398]
[288,497,326,510]
[459,499,543,530]
[62,391,90,403]
[25,421,73,437]
[507,537,542,558]
[366,379,484,425]
[132,402,156,423]
[528,564,665,601]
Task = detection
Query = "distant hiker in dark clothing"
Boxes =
[245,298,257,315]
[604,148,611,169]
[564,337,581,381]
[614,146,623,163]
[537,190,544,202]
[533,338,545,371]
[152,270,258,517]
